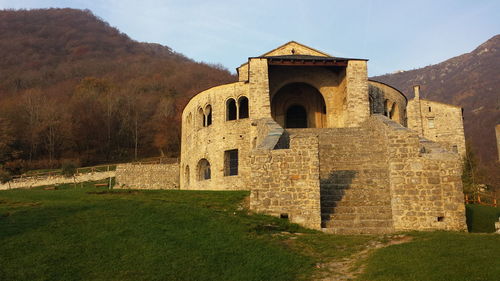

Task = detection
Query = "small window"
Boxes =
[226,99,237,121]
[428,106,432,112]
[186,113,192,126]
[452,145,458,153]
[428,118,435,128]
[184,165,190,186]
[205,105,212,126]
[224,149,238,176]
[198,108,205,127]
[198,159,211,180]
[238,96,249,119]
[389,103,396,119]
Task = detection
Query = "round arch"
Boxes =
[271,82,326,128]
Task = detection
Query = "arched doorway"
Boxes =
[271,83,326,128]
[286,105,308,128]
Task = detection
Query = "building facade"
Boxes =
[179,42,467,233]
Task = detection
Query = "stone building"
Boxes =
[177,42,467,233]
[407,85,466,157]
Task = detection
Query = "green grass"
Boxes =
[2,185,500,281]
[358,231,500,281]
[466,204,500,233]
[0,184,319,281]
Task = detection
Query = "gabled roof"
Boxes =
[259,41,332,57]
[238,41,366,70]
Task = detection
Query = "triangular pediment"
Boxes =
[260,41,331,57]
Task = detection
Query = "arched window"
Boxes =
[238,96,249,119]
[226,99,237,121]
[184,165,190,186]
[389,103,396,119]
[198,108,205,127]
[197,159,211,180]
[205,105,212,126]
[383,100,389,117]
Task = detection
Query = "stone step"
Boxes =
[322,226,394,235]
[321,205,393,214]
[324,219,393,228]
[321,212,393,221]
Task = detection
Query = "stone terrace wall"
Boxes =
[373,116,467,231]
[115,163,179,190]
[249,134,321,230]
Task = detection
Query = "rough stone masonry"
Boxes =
[117,41,468,234]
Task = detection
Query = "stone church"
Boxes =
[177,42,467,234]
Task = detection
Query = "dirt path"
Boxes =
[314,234,413,281]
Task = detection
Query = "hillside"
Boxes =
[0,8,235,169]
[372,35,500,186]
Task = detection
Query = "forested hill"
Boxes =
[372,35,500,185]
[0,8,235,170]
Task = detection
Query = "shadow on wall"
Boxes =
[274,131,290,149]
[320,170,357,228]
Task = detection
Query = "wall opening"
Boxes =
[205,105,212,126]
[184,165,190,186]
[186,113,192,126]
[224,149,238,176]
[226,99,237,121]
[198,108,205,127]
[271,82,326,128]
[428,118,435,129]
[197,159,211,180]
[238,96,249,119]
[286,105,308,128]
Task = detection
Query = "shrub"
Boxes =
[0,168,12,184]
[61,161,78,178]
[466,204,500,233]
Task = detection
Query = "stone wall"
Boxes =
[407,97,466,157]
[345,60,369,127]
[372,116,467,231]
[368,80,407,126]
[0,171,115,190]
[249,134,322,230]
[114,163,179,189]
[180,82,253,190]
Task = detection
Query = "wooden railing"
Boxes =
[131,157,179,165]
[10,157,178,181]
[465,192,498,207]
[12,164,116,180]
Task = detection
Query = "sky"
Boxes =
[1,0,499,76]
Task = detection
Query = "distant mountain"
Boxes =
[372,35,500,179]
[0,8,235,166]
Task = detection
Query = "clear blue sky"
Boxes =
[1,0,499,76]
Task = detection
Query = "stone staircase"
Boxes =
[316,127,394,234]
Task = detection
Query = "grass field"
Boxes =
[1,184,499,281]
